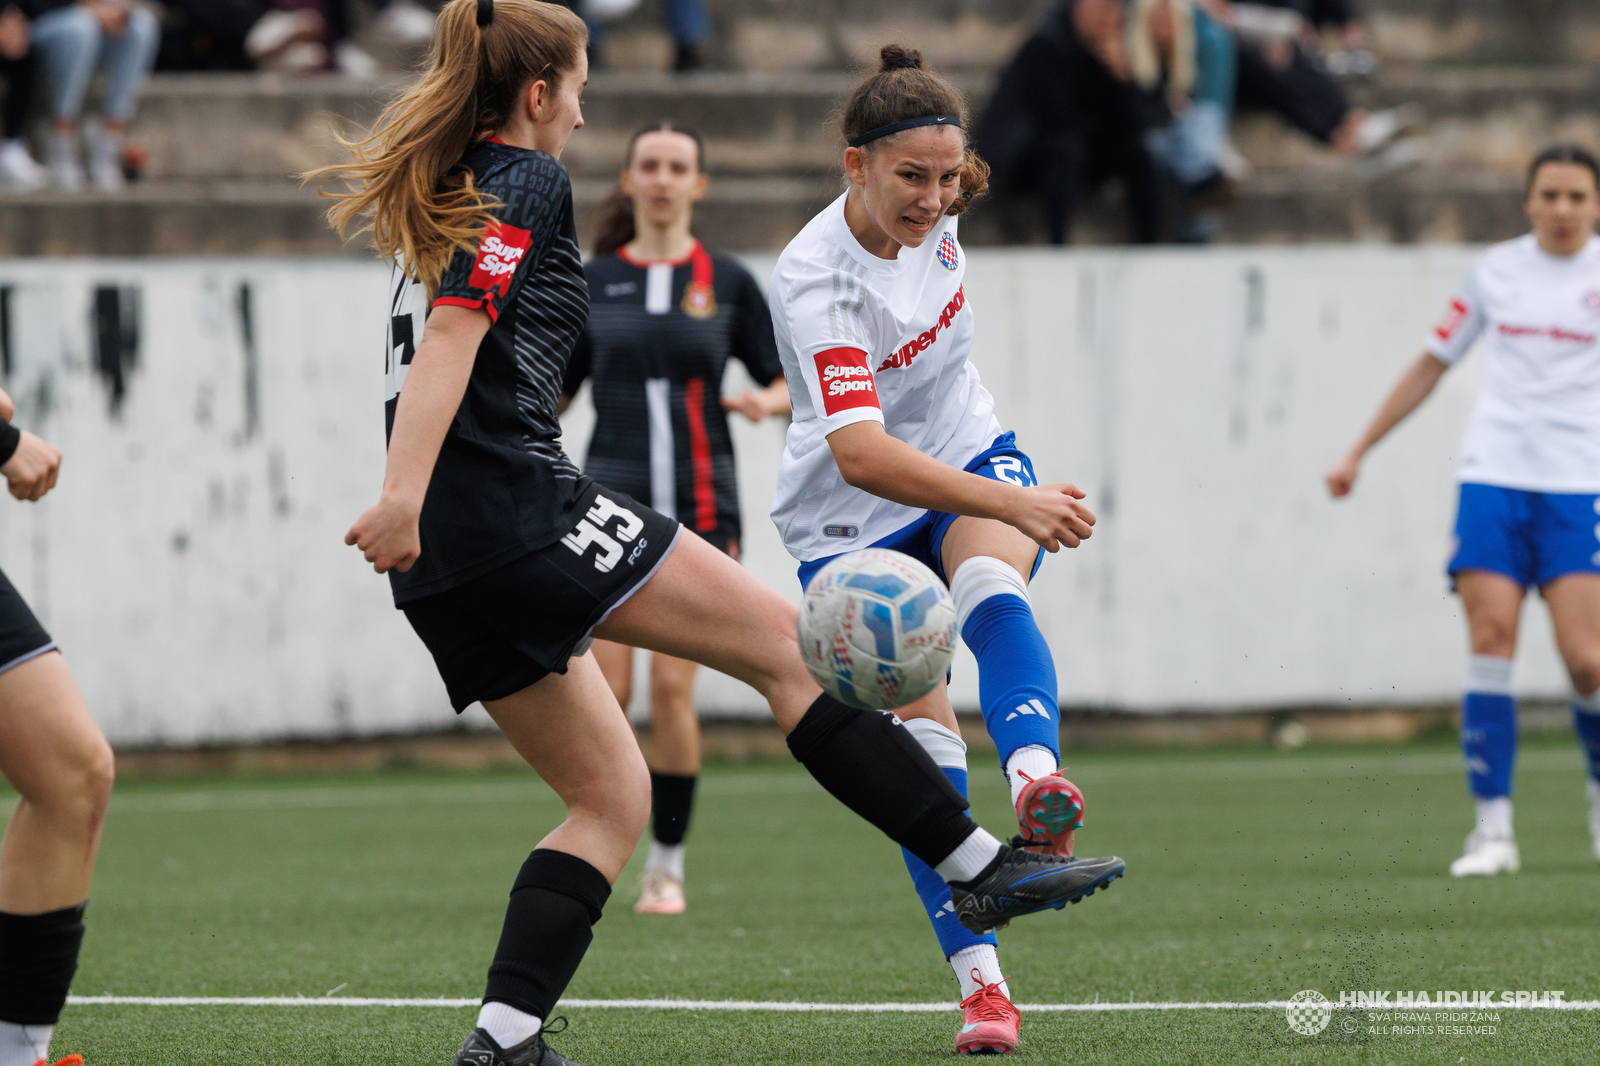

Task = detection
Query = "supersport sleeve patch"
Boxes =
[1425,266,1488,365]
[812,347,880,416]
[434,220,534,323]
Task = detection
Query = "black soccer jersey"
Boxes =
[563,243,782,548]
[384,139,590,604]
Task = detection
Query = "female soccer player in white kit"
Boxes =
[1329,143,1600,877]
[768,45,1126,1056]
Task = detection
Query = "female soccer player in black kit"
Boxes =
[561,121,790,917]
[0,389,113,1066]
[321,3,1119,1062]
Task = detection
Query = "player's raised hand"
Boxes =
[1,431,60,502]
[1326,454,1360,498]
[345,494,422,574]
[1010,483,1096,551]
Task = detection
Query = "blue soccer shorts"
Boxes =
[797,431,1046,592]
[1447,482,1600,589]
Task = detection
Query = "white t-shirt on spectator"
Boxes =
[768,192,1002,562]
[1427,233,1600,493]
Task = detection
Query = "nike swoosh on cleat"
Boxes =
[960,1024,982,1033]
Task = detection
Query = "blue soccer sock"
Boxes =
[896,719,998,959]
[949,557,1060,773]
[1462,655,1517,800]
[1572,689,1600,784]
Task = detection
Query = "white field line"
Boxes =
[64,996,1600,1013]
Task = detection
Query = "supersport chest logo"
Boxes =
[813,348,879,416]
[468,220,534,299]
[936,232,959,271]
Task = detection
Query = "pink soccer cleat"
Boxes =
[633,867,686,915]
[1013,770,1085,857]
[955,970,1020,1055]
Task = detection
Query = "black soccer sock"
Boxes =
[0,903,86,1025]
[649,771,697,847]
[786,694,978,869]
[483,850,611,1020]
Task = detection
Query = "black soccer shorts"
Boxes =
[0,565,55,677]
[403,480,681,711]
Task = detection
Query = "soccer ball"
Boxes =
[798,548,956,710]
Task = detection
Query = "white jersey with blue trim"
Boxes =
[1427,233,1600,493]
[768,192,1002,562]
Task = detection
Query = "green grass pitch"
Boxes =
[35,735,1600,1063]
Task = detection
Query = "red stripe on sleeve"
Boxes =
[682,377,717,532]
[433,295,498,323]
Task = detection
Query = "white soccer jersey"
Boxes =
[1427,234,1600,493]
[768,192,1002,561]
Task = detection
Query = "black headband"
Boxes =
[847,115,961,149]
[476,0,493,26]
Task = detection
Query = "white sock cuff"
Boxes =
[901,717,968,770]
[1466,655,1512,696]
[934,826,1003,883]
[949,556,1030,633]
[1576,689,1600,714]
[477,1001,541,1048]
[645,840,685,882]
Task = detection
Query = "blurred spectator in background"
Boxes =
[23,0,158,190]
[326,0,438,75]
[976,0,1163,245]
[1246,0,1375,76]
[0,3,42,189]
[559,0,710,72]
[1127,0,1241,242]
[1206,0,1419,164]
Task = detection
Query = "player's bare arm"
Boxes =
[1326,351,1448,497]
[346,303,489,573]
[827,420,1095,550]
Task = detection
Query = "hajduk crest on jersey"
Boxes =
[936,233,959,271]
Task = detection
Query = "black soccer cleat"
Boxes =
[454,1021,582,1066]
[949,846,1126,935]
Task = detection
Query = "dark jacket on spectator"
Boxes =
[13,0,77,16]
[1247,0,1358,29]
[975,1,1162,244]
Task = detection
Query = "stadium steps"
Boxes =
[599,0,1600,71]
[0,65,1583,254]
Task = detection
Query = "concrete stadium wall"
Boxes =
[0,249,1571,746]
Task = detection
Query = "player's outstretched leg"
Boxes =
[599,532,1125,936]
[893,715,1019,1054]
[0,651,113,1066]
[1452,654,1520,877]
[453,655,652,1066]
[942,521,1086,858]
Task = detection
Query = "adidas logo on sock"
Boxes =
[1004,699,1053,722]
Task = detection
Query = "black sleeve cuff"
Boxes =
[0,420,20,467]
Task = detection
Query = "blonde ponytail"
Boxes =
[309,0,586,298]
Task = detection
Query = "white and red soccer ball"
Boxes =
[798,548,956,710]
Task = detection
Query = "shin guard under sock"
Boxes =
[1462,655,1516,799]
[0,903,86,1026]
[786,693,977,869]
[483,850,611,1019]
[950,558,1061,767]
[1572,690,1600,783]
[649,771,697,846]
